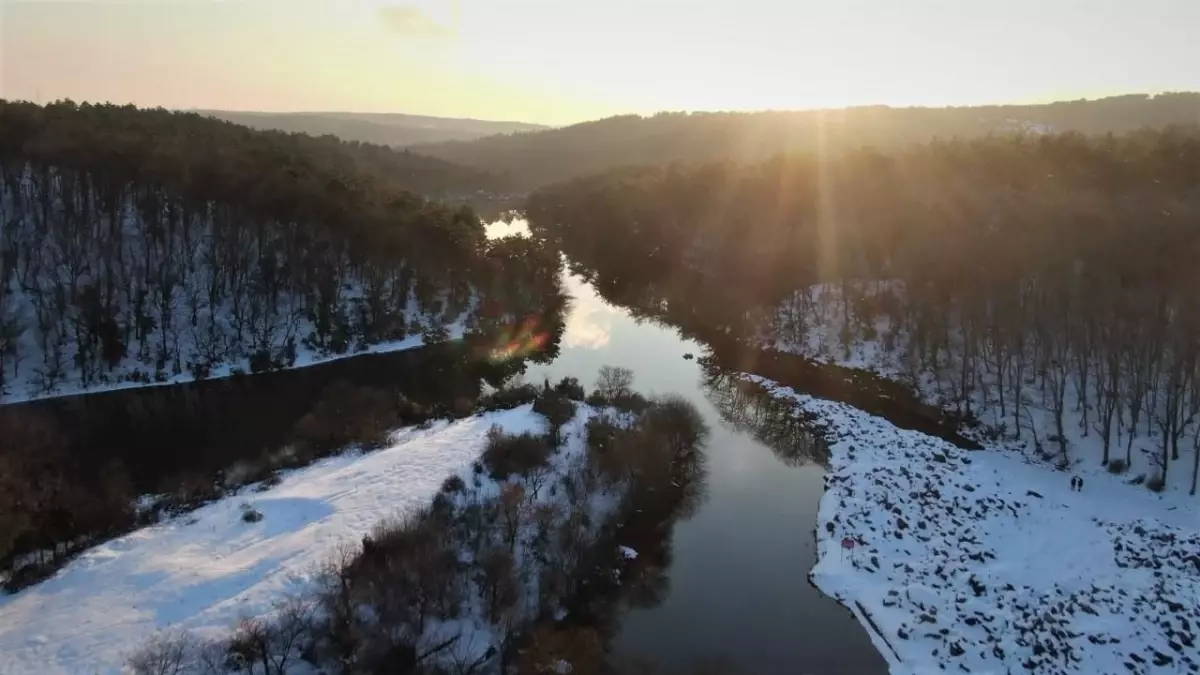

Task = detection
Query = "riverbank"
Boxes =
[750,375,1200,675]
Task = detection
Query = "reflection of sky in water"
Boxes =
[484,219,614,349]
[562,282,614,349]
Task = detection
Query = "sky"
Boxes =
[2,0,1197,126]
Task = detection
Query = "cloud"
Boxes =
[376,4,456,38]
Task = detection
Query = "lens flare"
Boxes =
[488,316,551,363]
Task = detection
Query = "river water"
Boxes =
[490,220,886,674]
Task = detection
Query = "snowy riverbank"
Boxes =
[749,375,1200,674]
[0,406,541,674]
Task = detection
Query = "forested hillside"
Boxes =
[0,100,561,402]
[419,93,1200,189]
[200,109,546,149]
[527,126,1200,492]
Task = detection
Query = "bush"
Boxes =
[554,376,586,401]
[441,474,467,494]
[1147,473,1166,492]
[292,381,398,455]
[585,415,621,456]
[257,472,284,491]
[127,628,196,675]
[534,389,577,445]
[482,426,553,479]
[1106,458,1128,474]
[480,382,541,412]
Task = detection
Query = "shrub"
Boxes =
[127,628,196,675]
[257,472,284,491]
[585,415,621,456]
[480,382,540,411]
[1106,458,1128,474]
[1147,473,1166,492]
[554,376,586,401]
[441,474,467,494]
[534,389,577,445]
[482,426,553,479]
[292,380,398,455]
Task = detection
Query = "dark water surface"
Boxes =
[511,235,886,673]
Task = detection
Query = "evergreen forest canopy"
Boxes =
[527,126,1200,492]
[0,100,563,401]
[417,93,1200,190]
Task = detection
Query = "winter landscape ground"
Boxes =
[0,406,543,674]
[759,374,1200,674]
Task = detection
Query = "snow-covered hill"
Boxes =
[0,406,542,674]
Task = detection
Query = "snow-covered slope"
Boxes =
[0,406,542,675]
[752,376,1200,675]
[762,281,1200,497]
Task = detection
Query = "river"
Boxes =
[492,220,887,674]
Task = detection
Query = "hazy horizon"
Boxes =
[3,0,1199,126]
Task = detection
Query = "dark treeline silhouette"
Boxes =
[417,93,1200,189]
[0,99,568,586]
[528,127,1200,494]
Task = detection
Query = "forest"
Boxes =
[0,100,565,588]
[527,125,1200,494]
[416,93,1200,189]
[0,100,560,402]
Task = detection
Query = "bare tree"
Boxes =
[126,628,195,675]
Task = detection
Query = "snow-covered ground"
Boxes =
[0,406,542,674]
[751,375,1200,675]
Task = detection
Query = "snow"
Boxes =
[618,546,639,560]
[0,406,542,675]
[750,375,1200,675]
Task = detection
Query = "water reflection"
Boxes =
[700,363,830,468]
[563,298,615,349]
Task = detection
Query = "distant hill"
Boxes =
[195,110,548,147]
[412,93,1200,190]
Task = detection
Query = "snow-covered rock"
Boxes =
[750,376,1200,675]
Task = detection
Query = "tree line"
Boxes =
[527,126,1200,493]
[417,93,1200,189]
[0,100,561,400]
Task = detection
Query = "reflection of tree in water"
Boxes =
[701,363,830,468]
[617,397,711,613]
